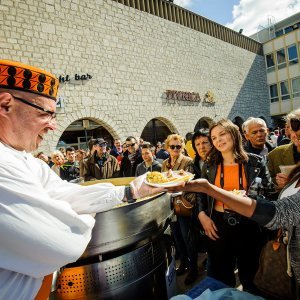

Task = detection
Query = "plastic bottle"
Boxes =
[248,177,262,198]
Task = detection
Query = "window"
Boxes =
[269,84,278,103]
[292,77,300,98]
[280,81,290,101]
[284,25,293,34]
[275,29,284,37]
[265,53,275,72]
[276,48,286,69]
[287,44,298,65]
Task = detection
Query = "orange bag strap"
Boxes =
[34,274,53,300]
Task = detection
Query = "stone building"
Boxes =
[1,0,270,154]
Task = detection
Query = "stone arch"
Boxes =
[140,117,178,145]
[194,117,213,131]
[45,111,123,152]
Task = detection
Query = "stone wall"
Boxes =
[0,0,270,154]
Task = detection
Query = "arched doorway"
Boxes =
[141,118,173,145]
[194,117,213,131]
[57,118,114,150]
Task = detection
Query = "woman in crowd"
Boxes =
[191,129,212,177]
[162,134,197,285]
[51,151,65,176]
[196,119,275,292]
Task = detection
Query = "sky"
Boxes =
[173,0,300,36]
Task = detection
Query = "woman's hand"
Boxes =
[276,172,288,189]
[165,178,210,193]
[198,211,219,241]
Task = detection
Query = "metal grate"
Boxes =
[55,240,166,298]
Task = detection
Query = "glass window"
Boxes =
[269,84,278,103]
[292,77,300,98]
[288,44,298,65]
[280,81,290,101]
[276,49,286,69]
[275,29,284,37]
[265,53,275,71]
[284,26,293,34]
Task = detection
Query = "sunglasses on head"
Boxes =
[169,145,182,150]
[291,118,300,132]
[126,143,136,147]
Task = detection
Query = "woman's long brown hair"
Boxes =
[207,119,248,165]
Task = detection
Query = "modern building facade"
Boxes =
[251,13,300,125]
[1,0,270,154]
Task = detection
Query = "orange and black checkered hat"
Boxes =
[0,60,59,100]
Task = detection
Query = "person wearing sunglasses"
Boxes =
[120,136,143,177]
[0,60,165,300]
[162,134,198,285]
[267,109,300,189]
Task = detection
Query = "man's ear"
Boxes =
[0,92,13,114]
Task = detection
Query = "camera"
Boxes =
[223,209,241,226]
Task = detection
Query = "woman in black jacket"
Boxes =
[197,119,275,292]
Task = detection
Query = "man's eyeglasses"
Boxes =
[13,95,56,121]
[290,118,300,132]
[126,143,136,147]
[169,145,182,150]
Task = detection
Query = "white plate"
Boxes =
[144,171,194,188]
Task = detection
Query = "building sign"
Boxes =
[58,73,92,83]
[166,90,201,102]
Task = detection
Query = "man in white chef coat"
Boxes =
[0,60,163,300]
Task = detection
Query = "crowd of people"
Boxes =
[2,59,300,300]
[35,112,299,293]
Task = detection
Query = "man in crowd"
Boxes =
[135,144,162,176]
[36,151,53,167]
[267,109,300,188]
[277,122,291,146]
[110,138,123,166]
[82,138,120,181]
[243,117,274,159]
[120,136,143,177]
[0,60,162,299]
[60,146,80,182]
[156,142,169,163]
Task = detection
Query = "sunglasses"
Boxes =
[290,118,300,132]
[169,145,182,150]
[126,143,136,147]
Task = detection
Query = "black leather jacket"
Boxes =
[198,153,277,217]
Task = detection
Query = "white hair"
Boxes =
[286,109,300,124]
[243,118,267,133]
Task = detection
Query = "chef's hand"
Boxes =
[130,174,166,199]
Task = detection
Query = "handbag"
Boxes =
[172,195,193,217]
[254,228,296,300]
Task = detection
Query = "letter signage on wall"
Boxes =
[166,90,201,102]
[58,74,92,84]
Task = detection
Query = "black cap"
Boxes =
[94,138,107,146]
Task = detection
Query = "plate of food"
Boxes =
[144,170,194,187]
